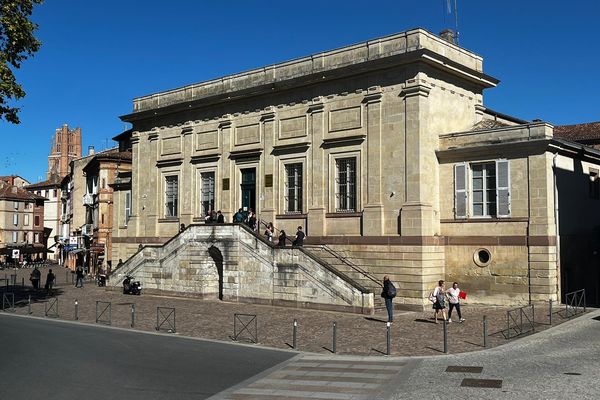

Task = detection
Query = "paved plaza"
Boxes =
[0,265,584,357]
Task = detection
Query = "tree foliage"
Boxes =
[0,0,43,124]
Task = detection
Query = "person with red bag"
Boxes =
[446,282,466,323]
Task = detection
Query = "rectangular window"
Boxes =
[13,201,18,210]
[24,215,29,226]
[200,172,215,216]
[53,189,58,197]
[13,213,18,226]
[34,215,40,226]
[471,162,497,217]
[25,202,30,210]
[285,163,303,214]
[23,232,27,242]
[454,160,511,219]
[12,232,18,243]
[335,158,357,212]
[34,233,39,243]
[165,175,178,217]
[124,190,132,226]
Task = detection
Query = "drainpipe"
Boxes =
[552,153,561,302]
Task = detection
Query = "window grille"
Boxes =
[335,158,356,212]
[285,164,303,214]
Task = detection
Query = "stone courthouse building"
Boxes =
[113,28,600,310]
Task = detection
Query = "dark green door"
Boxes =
[241,168,256,212]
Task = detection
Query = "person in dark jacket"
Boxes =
[45,269,56,295]
[75,265,84,288]
[233,209,244,223]
[216,210,225,223]
[277,230,287,247]
[292,226,305,246]
[382,275,396,323]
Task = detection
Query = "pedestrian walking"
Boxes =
[382,275,397,323]
[247,210,257,231]
[264,222,274,242]
[45,269,56,295]
[446,282,466,323]
[292,226,305,247]
[278,230,287,247]
[430,280,448,323]
[75,264,84,288]
[30,266,41,290]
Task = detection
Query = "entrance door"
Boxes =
[240,168,256,212]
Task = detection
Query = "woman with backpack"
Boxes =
[431,280,448,323]
[382,275,396,323]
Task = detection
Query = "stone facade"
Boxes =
[113,28,600,309]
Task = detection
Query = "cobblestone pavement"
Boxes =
[0,265,585,357]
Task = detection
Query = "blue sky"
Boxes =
[1,0,599,183]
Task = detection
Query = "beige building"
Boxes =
[25,175,62,261]
[0,181,46,263]
[113,28,600,310]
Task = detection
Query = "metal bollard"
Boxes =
[386,322,391,356]
[332,322,337,354]
[549,299,553,325]
[443,319,448,354]
[22,277,24,287]
[28,295,31,315]
[131,304,135,328]
[75,299,79,320]
[483,315,488,348]
[292,319,297,349]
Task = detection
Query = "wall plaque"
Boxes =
[265,174,273,187]
[222,178,230,191]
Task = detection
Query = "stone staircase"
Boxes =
[109,223,375,314]
[302,245,386,312]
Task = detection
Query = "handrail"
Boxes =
[318,244,382,288]
[259,218,380,288]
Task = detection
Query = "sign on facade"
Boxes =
[69,236,78,245]
[12,249,19,259]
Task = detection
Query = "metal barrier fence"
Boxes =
[156,307,176,333]
[2,293,15,312]
[45,298,59,318]
[233,313,257,343]
[565,289,586,318]
[506,304,535,339]
[96,301,111,325]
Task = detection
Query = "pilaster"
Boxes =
[308,98,326,236]
[400,78,436,237]
[362,86,385,236]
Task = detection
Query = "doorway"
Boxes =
[240,168,256,213]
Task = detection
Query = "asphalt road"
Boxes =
[0,314,295,400]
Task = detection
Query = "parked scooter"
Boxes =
[122,275,142,295]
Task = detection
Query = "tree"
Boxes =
[0,0,43,124]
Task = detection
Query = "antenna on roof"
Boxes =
[441,0,460,45]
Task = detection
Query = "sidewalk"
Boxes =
[0,266,584,357]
